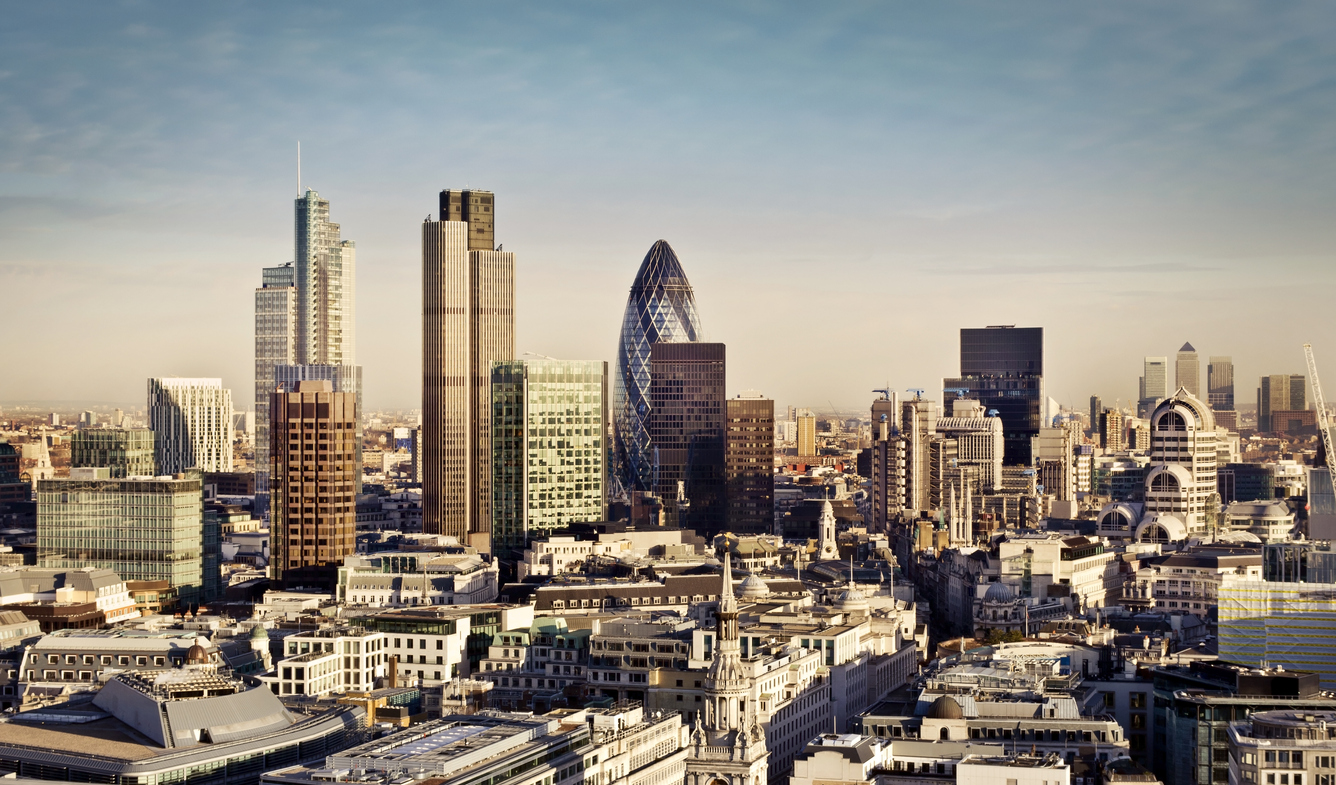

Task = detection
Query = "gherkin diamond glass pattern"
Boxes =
[615,240,702,494]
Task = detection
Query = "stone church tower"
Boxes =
[685,553,769,785]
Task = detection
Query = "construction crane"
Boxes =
[1304,343,1336,486]
[906,388,925,399]
[872,388,893,401]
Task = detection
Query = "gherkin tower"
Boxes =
[615,240,702,494]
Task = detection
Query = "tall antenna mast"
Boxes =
[297,140,301,196]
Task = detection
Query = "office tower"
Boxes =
[936,398,1004,491]
[649,342,725,535]
[148,378,234,474]
[411,427,422,483]
[439,188,495,251]
[796,410,816,456]
[1142,389,1218,541]
[490,359,608,559]
[254,262,297,505]
[48,413,59,427]
[113,408,124,427]
[71,428,155,478]
[37,470,208,604]
[1138,356,1168,415]
[868,394,903,532]
[294,190,356,367]
[725,394,774,535]
[1032,426,1077,501]
[1089,395,1102,441]
[269,380,358,590]
[614,240,703,496]
[1176,342,1200,397]
[1208,356,1235,410]
[0,440,27,503]
[900,396,937,515]
[1292,374,1308,411]
[943,326,1043,465]
[1129,418,1150,451]
[422,191,515,549]
[274,363,363,492]
[1259,374,1307,432]
[1100,408,1125,452]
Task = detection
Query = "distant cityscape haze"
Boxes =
[2,4,1335,412]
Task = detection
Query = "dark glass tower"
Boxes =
[726,395,775,535]
[615,240,702,495]
[944,326,1044,465]
[649,342,725,536]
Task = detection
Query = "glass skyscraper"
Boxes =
[615,240,702,495]
[490,360,608,559]
[650,342,726,535]
[944,326,1044,466]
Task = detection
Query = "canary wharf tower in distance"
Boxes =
[615,240,703,495]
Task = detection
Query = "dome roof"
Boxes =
[835,586,868,613]
[250,625,269,640]
[738,575,770,600]
[926,695,964,720]
[983,582,1016,603]
[185,637,210,665]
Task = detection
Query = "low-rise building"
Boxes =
[0,567,140,628]
[790,733,1006,785]
[1151,661,1336,785]
[1227,709,1336,785]
[1124,547,1261,617]
[18,629,223,702]
[262,705,688,785]
[336,550,498,607]
[0,650,363,785]
[479,616,592,712]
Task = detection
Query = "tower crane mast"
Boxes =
[1303,343,1336,485]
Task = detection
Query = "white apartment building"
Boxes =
[148,377,235,473]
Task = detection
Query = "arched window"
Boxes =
[1151,473,1179,493]
[1140,524,1170,544]
[1156,411,1186,431]
[940,727,951,740]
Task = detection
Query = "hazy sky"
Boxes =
[3,2,1335,414]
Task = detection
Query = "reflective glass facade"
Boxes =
[71,428,155,478]
[491,360,607,559]
[615,240,702,494]
[946,326,1044,465]
[37,476,206,604]
[649,342,725,535]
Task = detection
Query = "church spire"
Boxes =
[720,548,736,618]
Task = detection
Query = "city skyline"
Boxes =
[3,4,1336,413]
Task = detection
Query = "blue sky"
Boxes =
[3,2,1335,412]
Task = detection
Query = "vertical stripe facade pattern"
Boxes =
[148,378,234,474]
